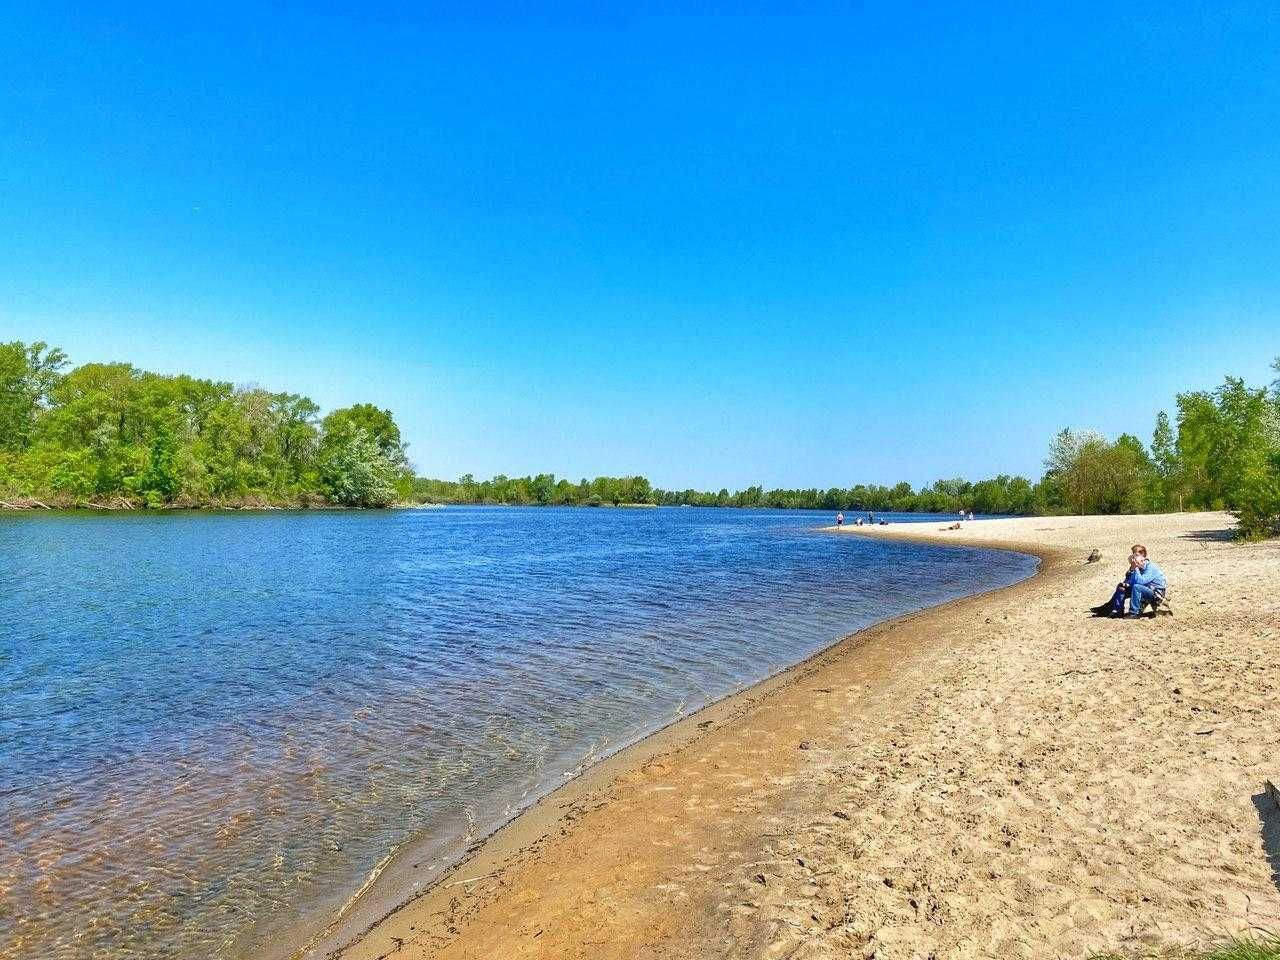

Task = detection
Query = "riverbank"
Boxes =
[301,512,1280,959]
[0,493,337,510]
[0,495,450,511]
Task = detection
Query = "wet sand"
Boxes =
[301,513,1280,960]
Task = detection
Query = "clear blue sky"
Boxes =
[2,3,1277,489]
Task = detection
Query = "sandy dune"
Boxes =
[310,512,1280,960]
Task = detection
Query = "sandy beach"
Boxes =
[305,512,1280,960]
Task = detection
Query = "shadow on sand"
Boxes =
[1252,788,1280,894]
[1179,526,1237,543]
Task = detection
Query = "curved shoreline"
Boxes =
[289,530,1065,960]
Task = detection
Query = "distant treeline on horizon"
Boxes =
[412,473,1038,514]
[421,357,1280,538]
[3,339,1277,537]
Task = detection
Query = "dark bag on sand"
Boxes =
[1090,584,1127,616]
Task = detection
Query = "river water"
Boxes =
[0,507,1035,958]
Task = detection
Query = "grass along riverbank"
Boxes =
[1092,935,1280,959]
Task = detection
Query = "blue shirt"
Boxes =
[1129,560,1166,591]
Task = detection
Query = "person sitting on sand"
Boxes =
[1093,544,1166,618]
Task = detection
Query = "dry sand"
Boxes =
[304,512,1280,960]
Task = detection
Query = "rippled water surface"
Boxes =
[0,507,1035,958]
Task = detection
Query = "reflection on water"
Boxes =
[0,507,1035,958]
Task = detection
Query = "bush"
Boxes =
[1234,456,1280,539]
[319,428,400,508]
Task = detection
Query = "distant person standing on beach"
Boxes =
[836,512,844,527]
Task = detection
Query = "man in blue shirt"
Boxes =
[1106,543,1167,617]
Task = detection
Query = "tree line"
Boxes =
[0,340,412,508]
[412,472,1040,514]
[412,473,656,507]
[1036,363,1280,537]
[414,361,1280,539]
[4,340,1278,537]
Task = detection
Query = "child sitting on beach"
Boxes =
[1091,544,1167,618]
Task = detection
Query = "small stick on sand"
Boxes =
[443,873,496,889]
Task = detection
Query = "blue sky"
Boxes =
[2,3,1277,489]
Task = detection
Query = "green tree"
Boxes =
[320,428,399,507]
[322,404,408,468]
[1043,429,1148,514]
[1234,457,1280,538]
[529,473,556,505]
[1148,410,1181,510]
[272,392,321,484]
[0,340,407,507]
[1176,377,1274,511]
[0,340,67,451]
[139,427,180,504]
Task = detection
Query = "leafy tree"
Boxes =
[1112,433,1155,512]
[272,393,321,483]
[0,340,67,451]
[1041,429,1151,514]
[1235,458,1280,539]
[320,428,399,507]
[139,427,180,504]
[1150,412,1175,478]
[1175,370,1280,537]
[1176,377,1273,511]
[970,474,1035,515]
[0,340,409,508]
[1148,410,1181,510]
[529,473,556,505]
[322,404,408,468]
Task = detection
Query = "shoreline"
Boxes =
[288,532,1060,960]
[0,499,450,513]
[0,498,1023,514]
[301,512,1280,959]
